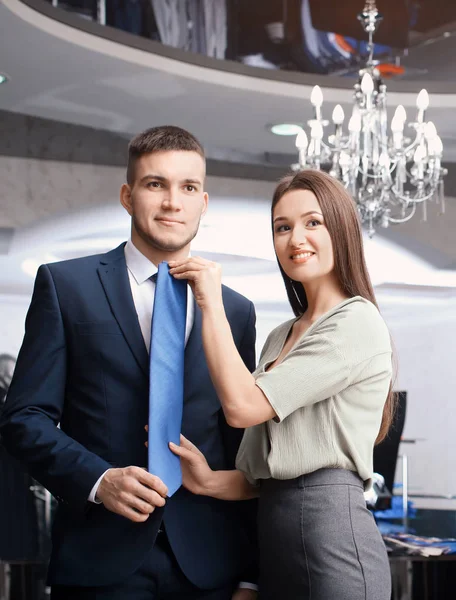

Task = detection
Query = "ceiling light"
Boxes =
[270,123,302,136]
[0,73,9,85]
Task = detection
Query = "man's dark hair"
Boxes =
[126,125,205,185]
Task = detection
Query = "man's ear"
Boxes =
[201,192,209,218]
[120,183,133,216]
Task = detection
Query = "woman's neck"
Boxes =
[300,277,349,323]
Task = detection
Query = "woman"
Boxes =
[168,169,393,600]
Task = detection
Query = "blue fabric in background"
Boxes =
[375,497,456,554]
[385,533,456,555]
[374,496,417,521]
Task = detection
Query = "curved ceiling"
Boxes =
[0,0,455,270]
[2,0,456,165]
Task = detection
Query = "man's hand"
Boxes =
[231,589,258,600]
[96,466,168,523]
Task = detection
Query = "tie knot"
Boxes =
[151,262,170,284]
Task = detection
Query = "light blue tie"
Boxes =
[148,262,187,497]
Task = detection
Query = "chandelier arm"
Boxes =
[356,169,392,180]
[403,162,445,180]
[394,161,445,193]
[401,133,424,157]
[390,188,437,204]
[387,204,418,224]
[319,139,334,153]
[356,159,398,178]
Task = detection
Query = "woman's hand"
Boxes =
[169,435,215,496]
[169,257,223,311]
[170,434,259,501]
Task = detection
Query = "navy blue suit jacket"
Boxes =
[0,243,257,589]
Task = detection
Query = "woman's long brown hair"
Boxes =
[271,169,396,443]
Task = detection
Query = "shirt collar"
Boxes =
[124,239,158,285]
[124,239,191,285]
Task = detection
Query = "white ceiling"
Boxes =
[2,0,456,164]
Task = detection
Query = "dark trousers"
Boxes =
[51,531,235,600]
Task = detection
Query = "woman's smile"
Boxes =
[290,251,316,264]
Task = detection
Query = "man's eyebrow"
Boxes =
[139,174,168,184]
[138,175,203,186]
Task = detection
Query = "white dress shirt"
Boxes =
[123,239,195,347]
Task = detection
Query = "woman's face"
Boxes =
[273,189,335,285]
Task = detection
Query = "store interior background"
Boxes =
[1,0,456,510]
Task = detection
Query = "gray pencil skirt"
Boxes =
[258,468,391,600]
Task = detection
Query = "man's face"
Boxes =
[121,150,208,255]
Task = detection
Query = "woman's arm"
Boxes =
[170,435,258,501]
[169,258,276,428]
[203,469,258,501]
[202,303,276,428]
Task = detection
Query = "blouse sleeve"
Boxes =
[255,331,350,422]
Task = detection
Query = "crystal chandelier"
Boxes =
[294,0,447,236]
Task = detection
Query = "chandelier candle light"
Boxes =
[294,0,447,236]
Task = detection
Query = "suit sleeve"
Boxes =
[0,265,111,511]
[218,300,259,585]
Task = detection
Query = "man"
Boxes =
[0,126,258,599]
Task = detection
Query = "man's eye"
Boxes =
[186,185,196,192]
[147,181,162,188]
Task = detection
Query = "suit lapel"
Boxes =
[184,288,232,385]
[184,303,202,379]
[98,244,149,377]
[97,248,234,385]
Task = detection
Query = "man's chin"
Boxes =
[146,235,192,254]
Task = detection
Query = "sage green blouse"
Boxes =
[235,297,392,489]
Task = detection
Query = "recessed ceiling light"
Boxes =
[270,123,302,136]
[0,73,9,85]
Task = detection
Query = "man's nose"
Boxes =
[162,188,182,210]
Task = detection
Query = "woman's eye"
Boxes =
[275,224,290,233]
[307,219,321,227]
